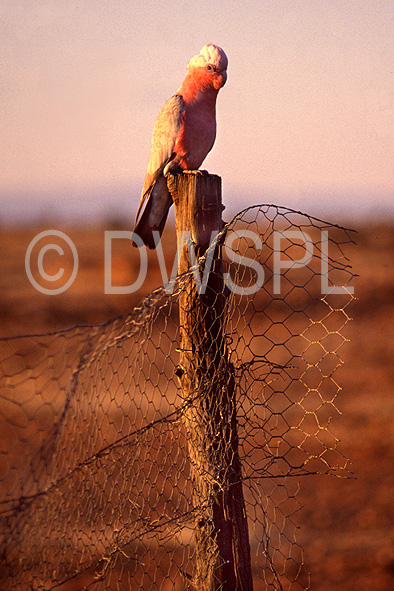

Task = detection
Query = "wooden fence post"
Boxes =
[167,171,253,591]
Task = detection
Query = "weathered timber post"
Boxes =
[167,170,253,591]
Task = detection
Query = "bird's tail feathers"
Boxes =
[133,211,170,250]
[133,191,172,249]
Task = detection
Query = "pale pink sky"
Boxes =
[1,0,393,222]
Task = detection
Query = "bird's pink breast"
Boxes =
[175,97,217,170]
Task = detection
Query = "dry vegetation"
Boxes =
[0,220,393,590]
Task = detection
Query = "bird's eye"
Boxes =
[206,64,214,72]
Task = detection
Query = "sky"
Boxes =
[1,0,393,224]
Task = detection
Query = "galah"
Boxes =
[133,44,228,249]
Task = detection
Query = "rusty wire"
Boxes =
[0,205,355,590]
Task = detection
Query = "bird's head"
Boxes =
[187,44,228,91]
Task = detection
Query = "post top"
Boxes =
[167,169,221,179]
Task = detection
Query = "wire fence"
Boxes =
[0,205,355,590]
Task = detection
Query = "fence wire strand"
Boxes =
[0,205,355,590]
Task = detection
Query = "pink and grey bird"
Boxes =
[133,44,228,249]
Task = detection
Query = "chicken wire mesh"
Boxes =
[0,204,355,590]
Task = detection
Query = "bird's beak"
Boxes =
[214,70,227,90]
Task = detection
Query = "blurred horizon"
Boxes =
[1,0,393,226]
[1,188,393,227]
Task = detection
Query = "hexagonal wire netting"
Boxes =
[0,205,355,590]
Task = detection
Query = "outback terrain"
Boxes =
[0,219,393,590]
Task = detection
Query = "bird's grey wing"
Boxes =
[135,94,185,225]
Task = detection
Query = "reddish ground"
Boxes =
[0,221,393,590]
